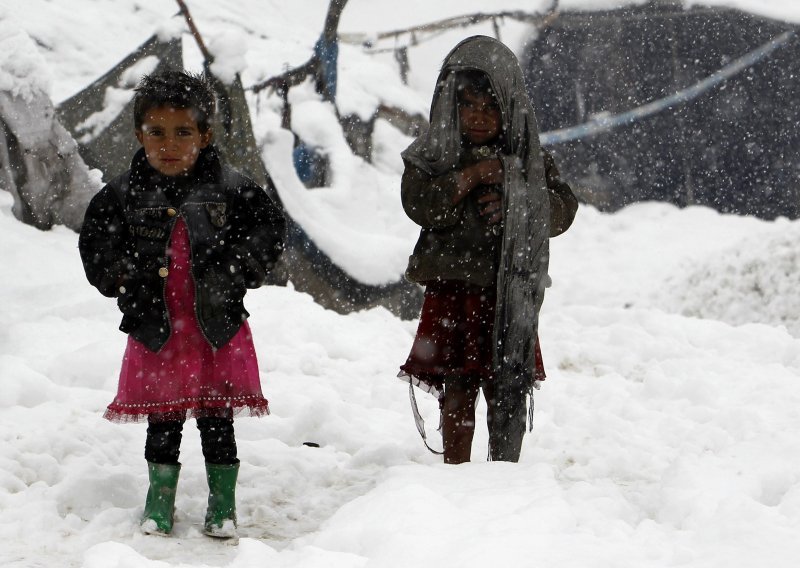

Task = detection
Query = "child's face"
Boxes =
[135,106,211,177]
[458,88,501,146]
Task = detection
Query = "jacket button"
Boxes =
[158,267,169,278]
[166,208,177,217]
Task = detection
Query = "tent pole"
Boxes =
[175,0,214,66]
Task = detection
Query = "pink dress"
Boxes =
[104,219,269,422]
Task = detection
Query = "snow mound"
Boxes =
[0,12,51,101]
[663,221,800,334]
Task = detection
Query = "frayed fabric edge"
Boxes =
[396,370,443,401]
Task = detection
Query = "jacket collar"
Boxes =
[128,145,223,205]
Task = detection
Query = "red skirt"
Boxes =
[104,219,269,423]
[399,280,545,399]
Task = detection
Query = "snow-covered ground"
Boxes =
[3,0,800,566]
[3,187,800,568]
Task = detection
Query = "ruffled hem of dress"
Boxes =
[103,396,270,423]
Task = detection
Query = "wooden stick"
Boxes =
[175,0,214,65]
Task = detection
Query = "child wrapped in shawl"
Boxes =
[398,36,578,463]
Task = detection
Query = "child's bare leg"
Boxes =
[442,376,481,464]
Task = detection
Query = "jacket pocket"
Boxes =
[117,281,143,333]
[182,189,231,247]
[196,268,245,321]
[116,279,140,316]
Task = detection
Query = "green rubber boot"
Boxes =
[141,461,181,536]
[203,462,239,538]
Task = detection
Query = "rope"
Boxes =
[539,30,795,146]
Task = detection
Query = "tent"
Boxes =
[525,2,800,219]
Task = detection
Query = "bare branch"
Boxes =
[341,8,561,50]
[251,59,319,94]
[322,0,348,42]
[249,0,349,95]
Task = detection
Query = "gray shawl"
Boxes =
[402,35,550,393]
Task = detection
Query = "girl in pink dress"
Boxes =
[79,71,285,538]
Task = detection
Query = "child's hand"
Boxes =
[478,192,503,224]
[452,159,504,204]
[473,158,504,185]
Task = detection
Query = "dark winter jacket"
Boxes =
[402,149,577,287]
[78,146,285,352]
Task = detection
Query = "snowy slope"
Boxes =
[2,1,800,567]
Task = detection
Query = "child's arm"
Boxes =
[229,176,286,288]
[401,159,502,228]
[543,150,578,237]
[78,185,135,298]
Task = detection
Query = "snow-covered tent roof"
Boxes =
[55,33,272,197]
[56,35,182,182]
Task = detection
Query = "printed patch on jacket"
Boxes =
[129,225,167,240]
[206,203,227,227]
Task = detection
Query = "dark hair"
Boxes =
[455,70,496,103]
[133,70,216,132]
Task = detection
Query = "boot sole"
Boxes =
[140,519,172,537]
